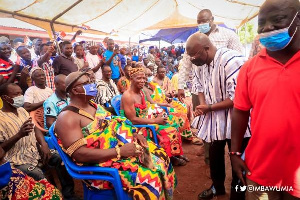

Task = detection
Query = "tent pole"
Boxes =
[159,40,161,50]
[129,37,131,48]
[50,0,83,54]
[138,35,140,58]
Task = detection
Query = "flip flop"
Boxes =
[191,137,203,145]
[178,155,190,162]
[171,157,187,166]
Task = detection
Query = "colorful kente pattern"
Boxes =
[0,168,62,200]
[149,82,193,139]
[68,103,177,200]
[121,90,183,157]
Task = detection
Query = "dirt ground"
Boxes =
[61,140,233,200]
[172,140,232,200]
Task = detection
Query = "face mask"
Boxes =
[147,76,154,83]
[82,83,98,97]
[198,23,211,34]
[0,162,12,189]
[259,12,298,51]
[4,95,24,108]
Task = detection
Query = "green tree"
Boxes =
[238,22,256,44]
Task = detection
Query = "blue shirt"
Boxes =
[118,54,126,70]
[132,55,139,62]
[43,92,70,129]
[166,71,173,80]
[103,50,120,79]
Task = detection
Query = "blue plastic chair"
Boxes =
[111,95,159,145]
[48,123,132,200]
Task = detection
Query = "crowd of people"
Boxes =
[0,0,299,199]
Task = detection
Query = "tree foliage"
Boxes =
[238,22,256,44]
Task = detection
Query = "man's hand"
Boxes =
[154,113,168,125]
[47,45,55,55]
[165,97,172,103]
[230,155,251,185]
[40,144,51,165]
[120,143,142,158]
[83,61,89,69]
[194,104,210,116]
[17,118,34,138]
[98,59,104,67]
[178,89,185,103]
[113,48,120,56]
[20,67,30,77]
[135,134,148,148]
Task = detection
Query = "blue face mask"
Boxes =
[0,162,12,189]
[82,83,98,97]
[259,12,298,51]
[198,23,211,34]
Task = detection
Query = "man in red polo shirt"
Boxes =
[230,0,300,199]
[0,42,18,85]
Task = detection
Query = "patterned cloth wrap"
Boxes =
[128,91,184,158]
[149,82,193,140]
[0,167,62,200]
[57,103,177,200]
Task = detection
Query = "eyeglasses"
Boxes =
[190,49,204,61]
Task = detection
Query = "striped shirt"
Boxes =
[0,58,14,80]
[191,48,251,142]
[178,26,243,91]
[94,79,119,106]
[0,107,40,166]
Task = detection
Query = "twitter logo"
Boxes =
[240,186,247,191]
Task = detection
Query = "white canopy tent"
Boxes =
[0,0,265,39]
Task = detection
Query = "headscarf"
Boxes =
[129,67,144,78]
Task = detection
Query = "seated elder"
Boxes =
[55,71,176,200]
[143,68,201,145]
[94,65,119,114]
[121,67,188,166]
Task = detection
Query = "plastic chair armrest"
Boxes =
[133,124,158,145]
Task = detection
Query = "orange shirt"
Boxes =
[234,48,300,197]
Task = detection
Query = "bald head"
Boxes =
[186,32,217,66]
[198,9,212,19]
[186,32,213,54]
[144,68,152,77]
[258,0,300,44]
[54,74,66,85]
[54,74,66,93]
[261,0,299,13]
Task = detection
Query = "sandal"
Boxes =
[191,137,203,145]
[178,155,190,162]
[171,157,187,166]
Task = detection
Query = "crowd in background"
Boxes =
[0,0,299,199]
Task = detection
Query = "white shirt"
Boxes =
[24,86,53,103]
[86,52,102,80]
[178,26,244,90]
[191,48,251,142]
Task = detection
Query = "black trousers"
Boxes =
[15,151,75,198]
[209,138,250,200]
[191,93,200,111]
